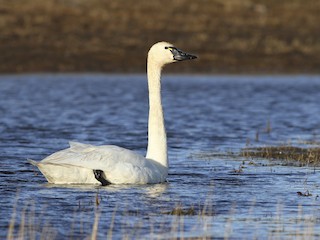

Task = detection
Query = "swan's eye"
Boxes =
[165,46,174,51]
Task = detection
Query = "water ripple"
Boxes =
[0,74,320,239]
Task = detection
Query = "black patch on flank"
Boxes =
[93,169,111,186]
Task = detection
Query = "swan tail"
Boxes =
[28,159,39,166]
[28,158,100,185]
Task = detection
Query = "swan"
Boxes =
[29,42,197,185]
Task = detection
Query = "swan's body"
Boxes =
[29,142,167,184]
[29,42,196,185]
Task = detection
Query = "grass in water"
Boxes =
[241,145,320,166]
[6,198,319,239]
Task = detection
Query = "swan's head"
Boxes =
[148,42,197,66]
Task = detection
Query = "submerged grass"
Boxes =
[241,145,320,166]
[162,202,215,217]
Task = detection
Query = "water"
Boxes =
[1,74,320,239]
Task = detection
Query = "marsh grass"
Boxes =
[7,201,58,240]
[6,192,320,240]
[7,201,319,239]
[241,145,320,166]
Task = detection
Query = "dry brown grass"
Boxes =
[0,0,319,73]
[241,145,320,166]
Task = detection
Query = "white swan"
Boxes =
[29,42,197,185]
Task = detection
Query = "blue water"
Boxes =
[1,74,320,239]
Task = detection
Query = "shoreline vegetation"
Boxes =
[242,145,320,166]
[1,0,319,74]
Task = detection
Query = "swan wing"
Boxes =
[42,142,113,166]
[38,142,167,184]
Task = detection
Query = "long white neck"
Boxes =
[145,58,168,168]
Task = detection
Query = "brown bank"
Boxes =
[0,0,319,73]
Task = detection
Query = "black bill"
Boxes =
[166,46,197,61]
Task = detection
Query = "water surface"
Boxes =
[1,74,320,239]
